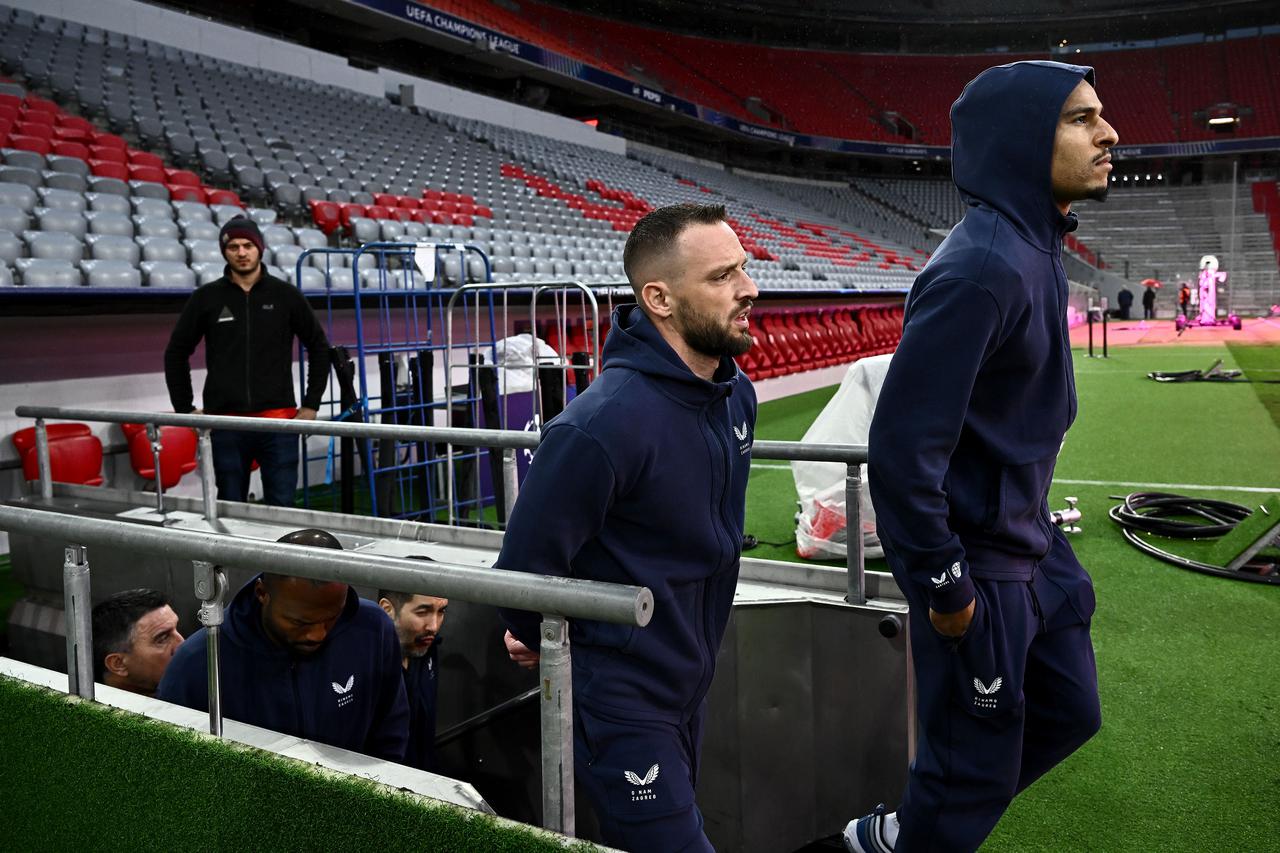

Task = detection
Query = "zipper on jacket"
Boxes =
[244,289,253,410]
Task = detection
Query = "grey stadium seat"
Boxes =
[181,220,221,241]
[0,229,21,266]
[138,237,187,263]
[81,259,142,288]
[25,230,83,261]
[0,183,37,211]
[293,227,327,250]
[246,207,277,226]
[191,262,224,285]
[129,181,170,200]
[0,265,12,287]
[379,220,406,241]
[41,171,88,193]
[85,211,134,237]
[87,234,140,263]
[87,176,129,197]
[86,192,131,214]
[187,240,224,264]
[142,261,195,288]
[263,224,294,246]
[173,201,213,222]
[0,166,42,189]
[34,209,87,239]
[16,258,81,286]
[37,188,89,213]
[272,245,303,271]
[45,155,90,178]
[134,216,180,239]
[132,197,175,219]
[293,266,326,290]
[0,205,29,234]
[210,204,244,225]
[1,148,45,171]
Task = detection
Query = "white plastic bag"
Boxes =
[489,334,560,394]
[792,354,892,559]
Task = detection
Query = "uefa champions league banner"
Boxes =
[350,2,1279,161]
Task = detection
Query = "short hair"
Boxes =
[263,528,345,590]
[91,589,171,681]
[622,203,728,296]
[378,555,436,611]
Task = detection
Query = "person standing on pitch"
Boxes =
[496,203,758,852]
[164,216,330,506]
[1142,284,1156,320]
[845,61,1115,853]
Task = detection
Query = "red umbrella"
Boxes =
[1141,278,1162,288]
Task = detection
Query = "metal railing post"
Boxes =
[502,447,519,523]
[539,615,574,836]
[197,428,217,523]
[193,560,228,737]
[34,417,52,500]
[63,544,94,700]
[845,462,866,606]
[146,423,165,516]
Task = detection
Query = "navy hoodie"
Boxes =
[497,304,756,724]
[158,576,410,761]
[868,61,1095,614]
[403,641,440,772]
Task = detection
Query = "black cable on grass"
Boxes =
[1108,492,1280,586]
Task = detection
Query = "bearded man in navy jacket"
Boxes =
[844,62,1117,853]
[496,203,759,853]
[158,528,409,762]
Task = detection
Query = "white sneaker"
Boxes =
[842,803,896,853]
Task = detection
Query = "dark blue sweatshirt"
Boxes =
[403,641,440,772]
[868,61,1094,614]
[497,304,756,724]
[157,577,410,761]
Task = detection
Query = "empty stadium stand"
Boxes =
[425,0,1280,146]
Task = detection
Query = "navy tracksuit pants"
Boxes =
[891,528,1101,853]
[574,701,714,853]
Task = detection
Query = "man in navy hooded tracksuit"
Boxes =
[845,62,1118,853]
[496,203,759,853]
[158,528,410,762]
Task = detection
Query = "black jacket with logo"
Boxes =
[164,270,331,414]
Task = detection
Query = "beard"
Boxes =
[1085,183,1109,203]
[674,301,753,359]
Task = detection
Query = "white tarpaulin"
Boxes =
[792,353,892,559]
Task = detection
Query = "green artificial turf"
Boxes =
[744,344,1280,852]
[0,676,597,853]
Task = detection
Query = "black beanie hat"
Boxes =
[219,216,265,258]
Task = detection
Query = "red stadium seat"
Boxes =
[89,144,127,163]
[128,150,165,169]
[204,189,243,206]
[309,199,342,236]
[128,164,167,183]
[120,424,198,489]
[89,160,129,180]
[7,134,51,155]
[165,168,201,187]
[51,140,90,159]
[167,184,205,202]
[11,424,105,487]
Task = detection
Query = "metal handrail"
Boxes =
[13,406,871,604]
[11,404,872,836]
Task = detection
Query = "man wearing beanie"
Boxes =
[164,215,331,506]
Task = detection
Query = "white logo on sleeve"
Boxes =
[974,677,1003,710]
[950,561,962,578]
[931,572,949,587]
[733,420,752,454]
[332,674,356,707]
[624,764,660,802]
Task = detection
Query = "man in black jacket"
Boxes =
[164,217,330,505]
